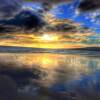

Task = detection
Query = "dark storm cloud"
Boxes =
[0,0,23,19]
[78,0,100,12]
[0,10,46,33]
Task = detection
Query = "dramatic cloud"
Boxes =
[0,0,23,19]
[0,0,98,34]
[0,10,46,33]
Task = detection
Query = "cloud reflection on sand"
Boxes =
[0,53,100,100]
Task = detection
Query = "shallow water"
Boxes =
[0,53,100,100]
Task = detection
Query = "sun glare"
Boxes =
[40,34,59,42]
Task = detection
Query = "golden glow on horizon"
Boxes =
[0,32,96,49]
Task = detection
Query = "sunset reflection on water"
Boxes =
[0,53,100,87]
[0,53,100,99]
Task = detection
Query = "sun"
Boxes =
[40,34,59,42]
[41,34,53,41]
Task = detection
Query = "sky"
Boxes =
[0,0,100,48]
[23,0,100,33]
